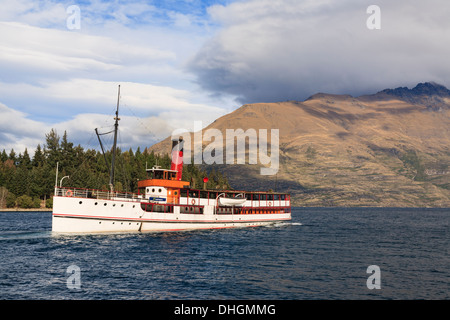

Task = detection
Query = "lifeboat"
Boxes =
[217,193,246,207]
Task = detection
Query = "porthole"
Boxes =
[104,203,107,206]
[95,202,98,205]
[152,188,155,192]
[113,204,116,207]
[79,201,82,204]
[99,221,101,224]
[158,189,162,193]
[121,204,124,207]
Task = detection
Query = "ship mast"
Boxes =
[109,84,120,192]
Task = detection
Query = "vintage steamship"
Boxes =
[52,87,291,233]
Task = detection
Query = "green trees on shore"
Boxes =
[0,129,230,209]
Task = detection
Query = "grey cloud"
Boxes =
[188,0,450,103]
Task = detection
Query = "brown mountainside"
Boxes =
[150,82,450,207]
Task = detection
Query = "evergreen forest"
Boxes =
[0,129,230,209]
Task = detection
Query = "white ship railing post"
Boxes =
[54,161,59,196]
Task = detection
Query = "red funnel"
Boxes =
[171,138,184,181]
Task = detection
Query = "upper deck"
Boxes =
[137,166,190,189]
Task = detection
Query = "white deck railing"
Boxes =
[55,187,142,202]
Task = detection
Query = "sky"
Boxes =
[1,0,450,155]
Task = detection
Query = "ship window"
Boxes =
[253,194,259,201]
[153,170,163,179]
[273,194,279,200]
[152,188,155,193]
[200,191,208,198]
[181,189,188,197]
[104,203,107,206]
[95,202,98,205]
[158,189,162,193]
[79,201,82,204]
[260,194,267,201]
[267,194,273,201]
[174,191,178,196]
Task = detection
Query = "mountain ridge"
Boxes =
[359,82,450,111]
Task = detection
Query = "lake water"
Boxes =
[0,207,448,300]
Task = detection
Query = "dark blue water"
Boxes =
[0,208,448,300]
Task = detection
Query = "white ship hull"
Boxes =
[52,194,291,233]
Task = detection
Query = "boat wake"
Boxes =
[266,221,302,228]
[0,231,52,241]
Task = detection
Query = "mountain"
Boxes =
[150,82,450,207]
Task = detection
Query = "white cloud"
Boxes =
[0,21,174,79]
[0,102,48,152]
[0,0,67,27]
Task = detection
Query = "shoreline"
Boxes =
[0,208,52,212]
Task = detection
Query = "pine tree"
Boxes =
[9,149,16,164]
[32,144,45,167]
[20,148,32,170]
[1,150,8,162]
[44,128,60,168]
[60,130,75,172]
